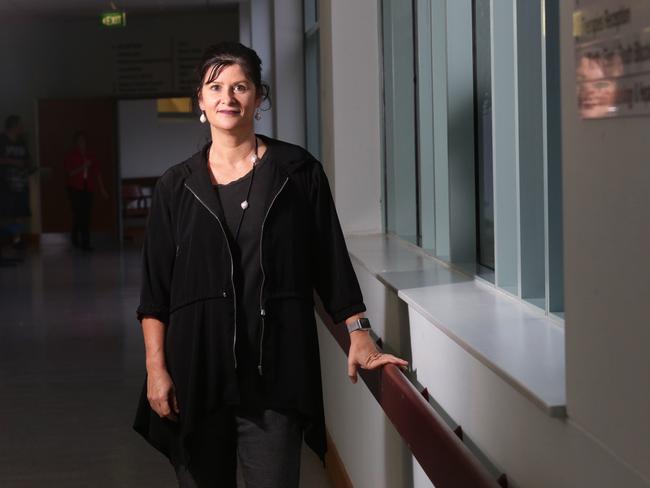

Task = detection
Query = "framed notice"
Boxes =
[574,0,650,118]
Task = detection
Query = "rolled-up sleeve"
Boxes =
[309,159,367,324]
[136,177,176,324]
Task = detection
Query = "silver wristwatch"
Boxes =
[347,317,372,334]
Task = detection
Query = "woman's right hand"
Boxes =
[147,367,180,422]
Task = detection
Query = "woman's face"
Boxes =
[576,56,617,118]
[198,63,261,132]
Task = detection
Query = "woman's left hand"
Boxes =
[347,330,409,384]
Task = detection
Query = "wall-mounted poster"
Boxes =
[574,0,650,118]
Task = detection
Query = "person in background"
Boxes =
[0,115,32,253]
[63,130,107,251]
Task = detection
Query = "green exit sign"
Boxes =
[101,11,126,28]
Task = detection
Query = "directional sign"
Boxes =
[101,11,126,28]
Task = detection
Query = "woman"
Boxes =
[134,41,408,488]
[63,131,107,251]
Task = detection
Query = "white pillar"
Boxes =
[272,0,305,146]
[239,0,274,137]
[319,0,383,233]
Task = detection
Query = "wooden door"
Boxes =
[38,99,118,235]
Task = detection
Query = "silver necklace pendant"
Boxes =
[240,141,258,211]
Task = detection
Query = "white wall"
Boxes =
[560,0,650,480]
[317,0,650,486]
[317,263,416,488]
[321,254,649,487]
[118,100,208,178]
[317,0,414,485]
[406,300,648,488]
[319,0,383,234]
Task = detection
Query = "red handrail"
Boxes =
[315,296,504,488]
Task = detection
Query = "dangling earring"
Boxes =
[254,109,262,121]
[199,111,207,124]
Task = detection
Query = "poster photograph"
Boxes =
[574,0,650,118]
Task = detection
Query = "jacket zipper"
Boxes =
[257,176,290,376]
[184,183,239,370]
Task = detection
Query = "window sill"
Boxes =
[344,232,566,418]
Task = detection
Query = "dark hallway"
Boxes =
[0,243,331,487]
[0,244,172,486]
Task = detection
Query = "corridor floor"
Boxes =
[0,242,332,488]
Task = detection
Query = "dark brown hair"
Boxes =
[195,41,271,110]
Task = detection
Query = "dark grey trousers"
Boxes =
[175,408,303,488]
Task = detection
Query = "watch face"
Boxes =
[358,318,371,329]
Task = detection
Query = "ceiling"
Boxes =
[0,0,237,17]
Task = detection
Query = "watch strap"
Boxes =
[347,317,371,333]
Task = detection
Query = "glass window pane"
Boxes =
[304,0,317,30]
[472,0,495,271]
[382,0,418,245]
[517,0,547,309]
[415,0,435,254]
[544,0,564,316]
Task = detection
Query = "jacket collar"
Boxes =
[184,146,226,224]
[183,133,310,224]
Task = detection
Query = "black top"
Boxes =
[213,144,273,409]
[134,134,368,471]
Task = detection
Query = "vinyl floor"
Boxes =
[0,241,332,488]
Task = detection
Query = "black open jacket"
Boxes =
[133,134,367,468]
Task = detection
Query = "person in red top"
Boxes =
[63,131,107,251]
